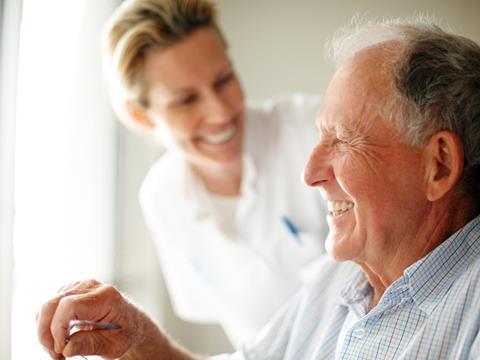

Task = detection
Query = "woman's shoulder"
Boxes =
[244,94,322,159]
[139,151,186,208]
[245,94,322,143]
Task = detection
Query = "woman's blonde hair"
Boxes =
[102,0,225,129]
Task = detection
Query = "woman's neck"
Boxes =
[191,158,242,197]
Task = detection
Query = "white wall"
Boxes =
[219,0,480,100]
[115,0,480,354]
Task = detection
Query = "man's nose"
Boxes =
[303,143,332,187]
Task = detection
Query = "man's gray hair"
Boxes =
[328,16,480,203]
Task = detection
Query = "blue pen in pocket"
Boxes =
[282,216,303,245]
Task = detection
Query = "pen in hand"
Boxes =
[66,320,121,359]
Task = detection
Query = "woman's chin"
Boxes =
[196,138,243,165]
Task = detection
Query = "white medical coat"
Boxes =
[139,94,328,346]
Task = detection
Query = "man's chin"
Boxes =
[325,237,356,262]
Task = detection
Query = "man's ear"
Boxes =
[124,101,155,129]
[424,130,464,201]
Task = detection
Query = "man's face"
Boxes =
[303,50,429,265]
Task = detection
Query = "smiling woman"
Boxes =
[6,0,480,358]
[102,0,328,348]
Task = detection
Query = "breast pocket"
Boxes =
[274,216,324,281]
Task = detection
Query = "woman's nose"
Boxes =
[203,91,231,124]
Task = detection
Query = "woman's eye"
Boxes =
[175,94,196,106]
[215,72,233,88]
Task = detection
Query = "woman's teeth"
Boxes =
[202,125,236,144]
[327,201,354,216]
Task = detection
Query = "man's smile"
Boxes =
[327,200,354,217]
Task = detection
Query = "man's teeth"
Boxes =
[327,201,354,216]
[202,125,236,144]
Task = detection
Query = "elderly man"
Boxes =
[37,18,480,359]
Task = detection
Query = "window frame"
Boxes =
[0,0,23,358]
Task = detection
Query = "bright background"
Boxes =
[0,0,478,358]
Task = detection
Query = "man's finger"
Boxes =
[42,345,64,360]
[37,283,100,351]
[63,330,123,359]
[37,296,64,351]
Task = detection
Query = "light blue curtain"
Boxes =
[0,0,22,358]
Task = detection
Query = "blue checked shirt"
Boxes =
[212,215,480,359]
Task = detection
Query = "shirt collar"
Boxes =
[403,214,480,315]
[340,268,371,303]
[339,215,480,317]
[339,267,373,317]
[184,153,258,221]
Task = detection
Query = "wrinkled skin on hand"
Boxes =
[36,279,143,359]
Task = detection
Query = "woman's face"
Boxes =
[142,27,245,169]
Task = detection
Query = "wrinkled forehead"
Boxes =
[316,44,400,134]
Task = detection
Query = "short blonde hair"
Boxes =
[102,0,225,129]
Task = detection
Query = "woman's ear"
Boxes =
[424,130,464,201]
[124,101,155,129]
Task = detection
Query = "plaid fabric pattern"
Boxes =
[212,215,480,360]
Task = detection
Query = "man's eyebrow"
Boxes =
[316,122,342,136]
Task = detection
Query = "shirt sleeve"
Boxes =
[208,290,304,360]
[469,329,480,359]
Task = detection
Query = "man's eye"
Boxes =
[334,137,348,146]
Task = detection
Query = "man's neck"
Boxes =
[359,194,477,309]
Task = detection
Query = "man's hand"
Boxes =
[36,279,150,359]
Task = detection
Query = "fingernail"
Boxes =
[47,348,64,360]
[63,340,76,358]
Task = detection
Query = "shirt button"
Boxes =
[352,327,365,339]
